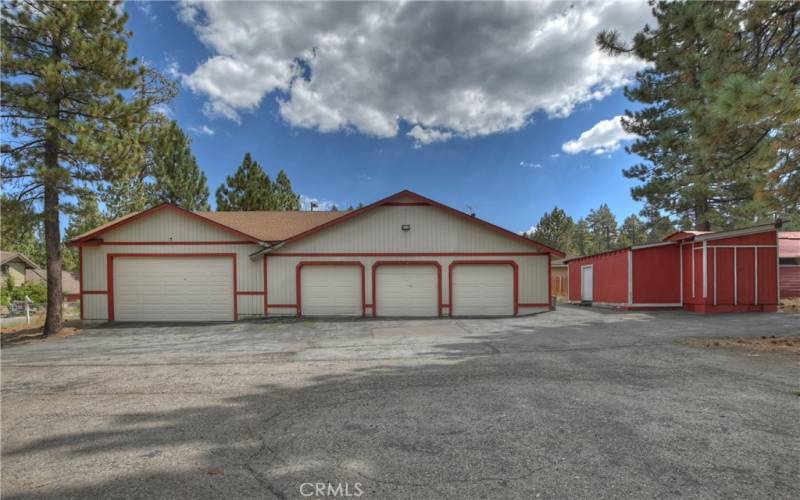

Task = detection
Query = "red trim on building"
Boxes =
[81,290,108,294]
[295,261,366,318]
[268,190,564,257]
[79,246,83,320]
[69,204,262,245]
[448,260,519,316]
[85,241,257,246]
[106,253,238,321]
[269,252,548,257]
[381,202,431,206]
[371,261,442,317]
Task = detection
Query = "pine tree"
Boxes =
[63,194,108,271]
[586,204,619,253]
[570,218,592,257]
[149,120,210,210]
[618,214,646,247]
[1,0,173,335]
[272,170,300,210]
[215,153,274,211]
[598,1,800,229]
[531,207,574,255]
[640,204,676,243]
[0,196,45,266]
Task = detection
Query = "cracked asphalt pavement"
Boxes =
[2,306,799,499]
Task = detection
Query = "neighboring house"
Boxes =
[565,224,780,313]
[1,251,42,286]
[1,250,81,301]
[68,190,565,322]
[779,232,800,299]
[550,258,570,302]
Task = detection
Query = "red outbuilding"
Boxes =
[779,232,800,299]
[566,224,780,313]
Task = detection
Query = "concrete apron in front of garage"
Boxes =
[2,306,799,499]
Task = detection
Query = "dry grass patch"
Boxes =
[1,316,83,346]
[684,335,800,355]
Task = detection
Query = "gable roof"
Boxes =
[66,190,564,257]
[68,204,347,245]
[0,251,42,269]
[260,190,565,257]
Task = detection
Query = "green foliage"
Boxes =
[0,277,48,305]
[0,195,45,265]
[215,154,300,211]
[598,1,800,230]
[530,207,575,254]
[570,218,593,256]
[272,170,300,210]
[618,214,647,247]
[63,193,108,271]
[586,204,619,253]
[148,120,210,210]
[215,153,274,211]
[1,0,174,333]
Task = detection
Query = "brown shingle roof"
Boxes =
[68,206,349,243]
[195,211,348,242]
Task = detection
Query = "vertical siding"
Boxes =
[82,244,263,320]
[267,254,549,316]
[631,244,680,304]
[103,209,245,242]
[780,266,800,298]
[566,250,628,304]
[281,206,537,253]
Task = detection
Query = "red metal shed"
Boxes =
[566,224,779,313]
[779,232,800,298]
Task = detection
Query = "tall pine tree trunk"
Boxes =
[694,199,711,231]
[42,138,62,337]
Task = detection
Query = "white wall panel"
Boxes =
[103,209,244,242]
[281,206,537,253]
[83,294,108,320]
[238,295,264,317]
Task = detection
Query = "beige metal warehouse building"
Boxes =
[69,190,563,322]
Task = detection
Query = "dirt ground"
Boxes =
[0,317,83,346]
[781,297,800,312]
[684,335,800,355]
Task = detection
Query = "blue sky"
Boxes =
[126,1,652,233]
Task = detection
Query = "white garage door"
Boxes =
[375,265,438,317]
[451,264,514,316]
[113,257,234,321]
[300,265,362,316]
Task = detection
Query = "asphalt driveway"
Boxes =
[2,307,798,499]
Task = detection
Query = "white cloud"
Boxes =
[136,2,157,23]
[300,194,339,211]
[177,1,651,145]
[550,153,560,159]
[520,161,543,169]
[152,103,173,118]
[562,115,637,155]
[188,125,215,136]
[407,125,453,148]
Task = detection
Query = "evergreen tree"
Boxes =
[272,170,300,210]
[586,204,619,253]
[149,120,210,210]
[330,204,339,212]
[1,0,173,335]
[598,1,800,230]
[63,194,108,271]
[531,207,574,254]
[570,218,593,257]
[640,204,676,243]
[618,214,647,247]
[215,153,274,211]
[0,196,45,266]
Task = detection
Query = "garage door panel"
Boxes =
[376,265,438,317]
[452,265,514,316]
[114,258,234,322]
[301,266,362,316]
